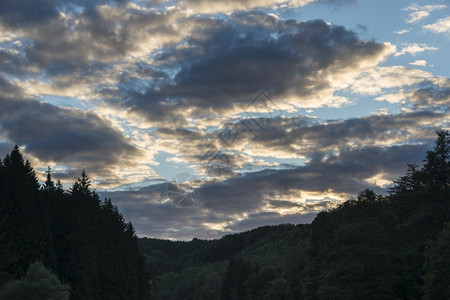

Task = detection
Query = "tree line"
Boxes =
[139,131,450,299]
[0,146,149,299]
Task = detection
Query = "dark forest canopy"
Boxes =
[1,130,449,299]
[0,146,148,299]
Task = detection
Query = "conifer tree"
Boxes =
[0,146,52,278]
[0,147,149,299]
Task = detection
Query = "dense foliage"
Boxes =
[0,261,70,300]
[139,224,311,299]
[0,146,149,299]
[139,131,450,299]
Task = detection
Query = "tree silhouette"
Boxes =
[0,147,149,299]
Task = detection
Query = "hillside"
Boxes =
[139,224,311,299]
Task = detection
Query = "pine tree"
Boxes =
[0,148,149,299]
[43,167,55,192]
[0,146,53,278]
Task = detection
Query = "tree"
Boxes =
[0,148,149,299]
[303,190,400,300]
[221,258,252,300]
[0,261,70,300]
[0,146,54,278]
[70,170,92,196]
[423,222,450,300]
[246,265,284,300]
[388,131,450,298]
[43,167,55,192]
[422,130,450,188]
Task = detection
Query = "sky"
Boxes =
[0,0,449,240]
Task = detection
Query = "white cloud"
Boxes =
[407,11,430,24]
[371,108,390,116]
[409,60,428,67]
[375,90,408,104]
[351,66,434,96]
[394,29,409,35]
[180,0,316,14]
[404,4,448,11]
[404,4,447,23]
[394,43,437,56]
[424,16,450,33]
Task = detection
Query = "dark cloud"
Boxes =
[0,141,14,159]
[0,80,142,179]
[410,80,450,110]
[1,4,182,81]
[253,111,444,156]
[95,139,432,239]
[125,17,389,122]
[0,99,139,166]
[99,182,237,240]
[0,0,129,29]
[0,42,33,78]
[97,137,433,239]
[100,179,322,240]
[0,76,24,97]
[0,0,60,28]
[199,141,431,200]
[150,110,444,177]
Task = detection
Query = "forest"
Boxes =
[0,131,449,299]
[0,147,148,299]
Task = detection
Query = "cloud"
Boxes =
[2,2,393,127]
[202,137,434,204]
[409,60,428,67]
[394,29,409,35]
[122,17,392,125]
[0,0,60,28]
[350,66,437,96]
[0,2,194,106]
[394,43,437,56]
[404,4,447,24]
[96,94,447,240]
[249,111,446,160]
[139,68,450,184]
[408,80,450,110]
[407,11,430,24]
[179,0,316,14]
[424,16,450,33]
[374,77,450,110]
[0,77,153,188]
[178,0,358,14]
[147,106,447,190]
[1,0,448,240]
[0,140,14,159]
[99,136,435,239]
